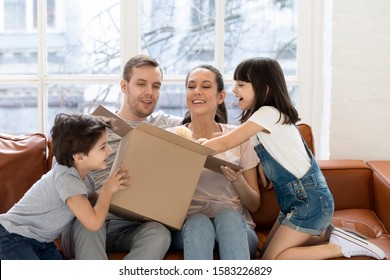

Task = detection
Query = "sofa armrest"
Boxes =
[366,161,390,232]
[253,160,374,230]
[0,133,50,213]
[318,160,372,210]
[297,123,315,157]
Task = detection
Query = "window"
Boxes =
[0,0,319,138]
[4,0,27,30]
[1,0,58,31]
[139,0,301,122]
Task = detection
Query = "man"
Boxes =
[60,54,182,260]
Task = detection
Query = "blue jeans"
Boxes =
[171,208,258,259]
[0,224,62,260]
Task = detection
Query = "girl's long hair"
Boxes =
[234,57,300,124]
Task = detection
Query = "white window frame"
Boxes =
[0,0,62,32]
[0,0,327,157]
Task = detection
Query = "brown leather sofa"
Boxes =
[1,125,389,260]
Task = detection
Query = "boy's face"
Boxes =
[232,80,255,110]
[81,131,112,172]
[120,65,162,121]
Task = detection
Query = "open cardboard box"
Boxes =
[92,105,241,230]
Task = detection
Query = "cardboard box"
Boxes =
[92,105,241,230]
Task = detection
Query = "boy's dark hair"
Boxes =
[50,113,113,167]
[182,64,228,125]
[234,57,300,124]
[122,54,163,82]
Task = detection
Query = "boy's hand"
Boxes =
[102,166,130,194]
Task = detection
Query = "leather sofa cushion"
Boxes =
[0,133,50,213]
[333,209,390,259]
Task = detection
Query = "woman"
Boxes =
[168,65,260,259]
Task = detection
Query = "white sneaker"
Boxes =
[328,223,370,240]
[329,226,385,259]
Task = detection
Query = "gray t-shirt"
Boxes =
[0,164,95,243]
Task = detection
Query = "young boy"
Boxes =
[0,113,129,259]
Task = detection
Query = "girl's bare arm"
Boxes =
[201,121,264,154]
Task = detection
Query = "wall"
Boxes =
[329,0,390,160]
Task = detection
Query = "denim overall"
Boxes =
[254,132,334,235]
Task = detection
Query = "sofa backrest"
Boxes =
[297,123,315,157]
[0,133,50,213]
[319,159,372,211]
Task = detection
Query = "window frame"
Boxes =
[0,0,326,156]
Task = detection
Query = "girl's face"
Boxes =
[232,80,255,110]
[186,68,225,117]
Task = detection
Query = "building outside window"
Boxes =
[0,0,316,137]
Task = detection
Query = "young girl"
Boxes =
[169,64,260,259]
[0,113,129,260]
[201,57,385,260]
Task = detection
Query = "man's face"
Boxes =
[120,65,162,120]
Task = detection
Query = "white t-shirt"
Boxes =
[168,123,259,229]
[248,106,311,178]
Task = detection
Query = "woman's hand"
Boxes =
[220,165,244,183]
[221,165,260,213]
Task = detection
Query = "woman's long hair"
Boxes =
[182,64,228,125]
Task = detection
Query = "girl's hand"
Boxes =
[220,165,244,183]
[102,165,130,194]
[197,138,208,144]
[258,163,273,190]
[197,132,222,144]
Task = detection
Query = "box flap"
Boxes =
[136,122,214,156]
[93,105,242,174]
[204,155,242,173]
[135,122,243,174]
[92,105,132,137]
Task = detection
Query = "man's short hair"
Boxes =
[122,54,163,81]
